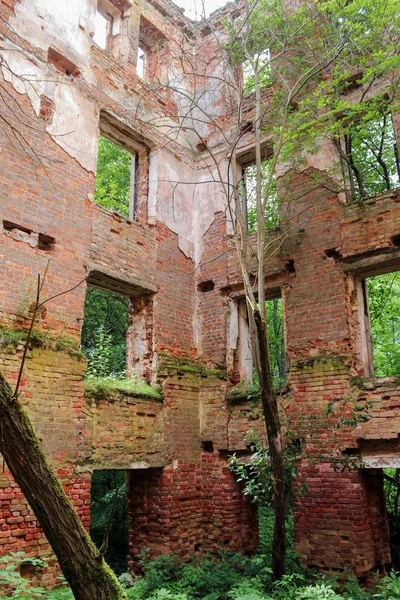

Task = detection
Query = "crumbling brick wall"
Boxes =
[0,0,258,580]
[1,0,400,582]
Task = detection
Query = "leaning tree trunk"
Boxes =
[253,309,286,581]
[0,371,127,600]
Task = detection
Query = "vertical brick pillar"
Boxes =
[201,453,258,554]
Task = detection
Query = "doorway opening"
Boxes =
[90,470,130,574]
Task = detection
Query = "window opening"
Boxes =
[93,9,112,50]
[137,46,145,78]
[337,109,400,200]
[266,296,286,389]
[240,155,279,233]
[365,271,400,377]
[238,296,286,389]
[90,470,129,574]
[242,49,271,96]
[94,136,139,220]
[81,286,130,379]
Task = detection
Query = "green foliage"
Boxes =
[367,272,400,377]
[244,159,279,234]
[226,379,261,403]
[126,552,267,600]
[373,571,400,599]
[123,551,400,600]
[242,50,271,96]
[384,468,400,570]
[81,287,129,378]
[94,137,131,218]
[342,110,400,200]
[227,298,285,399]
[229,434,300,510]
[158,353,226,379]
[265,298,286,389]
[0,552,72,599]
[224,0,400,220]
[3,550,400,600]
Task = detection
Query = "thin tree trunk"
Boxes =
[0,371,127,600]
[253,309,286,580]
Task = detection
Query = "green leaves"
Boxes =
[94,137,131,219]
[0,552,72,599]
[81,287,129,379]
[367,273,400,377]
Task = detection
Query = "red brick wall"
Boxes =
[154,224,196,357]
[127,455,258,571]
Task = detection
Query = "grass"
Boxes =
[84,375,162,401]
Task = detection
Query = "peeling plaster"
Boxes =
[10,0,95,79]
[1,46,47,116]
[229,299,238,350]
[2,3,98,172]
[239,302,253,382]
[47,84,98,173]
[362,455,400,468]
[193,165,226,264]
[149,149,226,261]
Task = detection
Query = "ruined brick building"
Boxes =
[0,0,400,584]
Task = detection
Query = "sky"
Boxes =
[172,0,229,20]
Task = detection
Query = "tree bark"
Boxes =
[253,309,286,580]
[0,371,127,600]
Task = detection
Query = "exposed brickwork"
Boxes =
[1,0,400,584]
[127,455,258,571]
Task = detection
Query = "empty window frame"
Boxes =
[237,295,286,389]
[93,0,119,50]
[364,271,400,377]
[94,136,139,220]
[266,296,286,389]
[242,48,271,96]
[81,286,130,378]
[336,108,400,201]
[137,45,146,79]
[239,153,279,233]
[137,16,167,81]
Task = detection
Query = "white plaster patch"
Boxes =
[362,454,400,469]
[229,299,239,350]
[47,84,98,173]
[10,0,95,79]
[239,302,253,383]
[149,150,227,260]
[193,165,226,264]
[1,47,46,115]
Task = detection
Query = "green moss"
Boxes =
[349,376,376,390]
[226,380,261,403]
[158,353,226,379]
[294,353,350,371]
[0,324,82,358]
[84,375,162,401]
[0,326,25,349]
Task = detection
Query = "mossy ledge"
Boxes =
[158,352,226,379]
[0,324,83,358]
[226,380,261,403]
[84,376,163,402]
[294,352,351,371]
